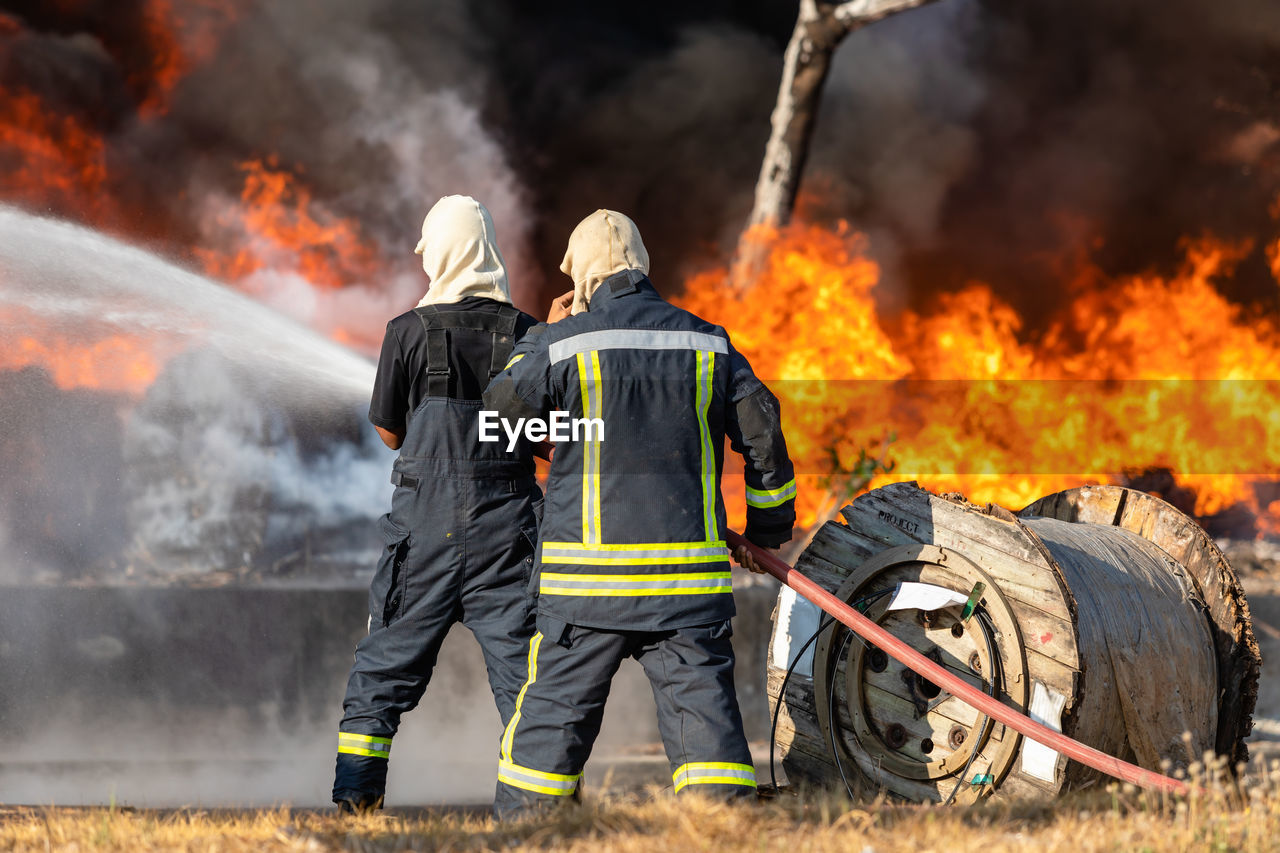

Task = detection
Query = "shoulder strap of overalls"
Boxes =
[413,304,522,397]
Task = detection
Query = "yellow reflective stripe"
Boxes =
[577,352,590,544]
[337,732,392,759]
[338,733,392,746]
[498,759,581,796]
[542,540,727,552]
[588,351,603,543]
[500,632,543,762]
[335,732,389,758]
[672,761,756,793]
[543,571,731,581]
[695,350,717,541]
[746,479,797,509]
[577,351,603,544]
[541,540,729,566]
[541,587,732,597]
[540,571,732,597]
[543,555,728,566]
[504,353,526,370]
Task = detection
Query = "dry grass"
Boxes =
[4,760,1280,853]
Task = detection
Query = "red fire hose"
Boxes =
[726,530,1192,796]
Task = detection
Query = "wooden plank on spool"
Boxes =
[861,683,978,752]
[804,520,882,564]
[845,484,1049,567]
[774,719,845,786]
[1022,484,1122,526]
[830,488,1081,672]
[1009,604,1077,672]
[840,486,1076,622]
[861,661,986,714]
[768,669,824,727]
[772,684,868,788]
[848,755,949,804]
[839,484,1049,591]
[793,552,860,594]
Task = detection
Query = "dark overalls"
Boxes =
[333,303,540,809]
[483,271,797,818]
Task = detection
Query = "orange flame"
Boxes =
[0,88,107,221]
[0,323,164,397]
[679,221,1280,536]
[195,157,379,290]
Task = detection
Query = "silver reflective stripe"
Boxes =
[549,329,729,364]
[672,761,756,792]
[497,759,580,796]
[746,479,797,509]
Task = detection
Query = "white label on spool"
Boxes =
[886,581,969,612]
[770,585,821,677]
[1021,680,1068,783]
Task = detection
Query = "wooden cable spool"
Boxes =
[766,482,1260,803]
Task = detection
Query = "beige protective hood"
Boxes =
[560,209,650,315]
[414,195,512,307]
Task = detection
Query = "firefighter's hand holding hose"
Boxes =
[732,543,777,574]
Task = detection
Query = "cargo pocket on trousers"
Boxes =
[371,514,410,627]
[518,520,539,609]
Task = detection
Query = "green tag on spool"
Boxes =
[961,582,986,622]
[970,773,994,786]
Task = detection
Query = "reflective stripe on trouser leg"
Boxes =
[494,623,628,820]
[333,747,391,807]
[501,632,544,761]
[338,731,392,758]
[636,621,756,801]
[498,759,581,796]
[673,762,756,792]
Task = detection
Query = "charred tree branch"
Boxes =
[732,0,943,289]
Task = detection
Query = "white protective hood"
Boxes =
[414,195,512,307]
[560,209,650,315]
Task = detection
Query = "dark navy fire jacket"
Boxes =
[483,269,796,632]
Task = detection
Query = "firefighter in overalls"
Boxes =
[483,209,796,818]
[332,196,541,811]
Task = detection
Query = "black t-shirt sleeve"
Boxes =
[369,320,410,431]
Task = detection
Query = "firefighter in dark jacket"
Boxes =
[332,195,541,812]
[483,209,796,818]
